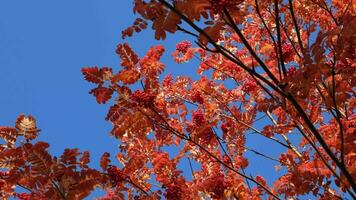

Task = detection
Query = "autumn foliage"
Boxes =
[1,0,356,199]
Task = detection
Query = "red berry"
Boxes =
[287,66,297,76]
[176,41,192,53]
[192,110,205,124]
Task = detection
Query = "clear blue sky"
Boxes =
[0,0,191,162]
[1,1,287,198]
[0,0,197,198]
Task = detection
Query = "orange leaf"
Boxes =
[100,152,111,171]
[89,87,113,104]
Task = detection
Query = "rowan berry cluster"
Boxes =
[287,66,297,76]
[191,91,204,104]
[281,43,294,60]
[192,110,205,124]
[176,40,192,53]
[242,81,258,92]
[16,193,32,200]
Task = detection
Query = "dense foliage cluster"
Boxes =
[1,0,355,199]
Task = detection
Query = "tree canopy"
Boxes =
[1,0,355,199]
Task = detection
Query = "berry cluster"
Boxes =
[191,91,204,104]
[162,74,173,87]
[221,121,234,134]
[255,176,267,193]
[242,81,258,93]
[192,110,205,125]
[16,193,32,200]
[281,43,294,60]
[202,173,231,199]
[175,41,192,53]
[287,66,297,76]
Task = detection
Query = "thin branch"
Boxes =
[160,0,285,97]
[50,180,67,200]
[330,58,345,164]
[141,102,281,199]
[126,177,150,196]
[157,0,356,195]
[222,8,281,86]
[244,146,280,163]
[212,127,252,192]
[288,94,356,193]
[288,0,305,53]
[265,111,302,159]
[219,112,290,149]
[187,158,196,180]
[16,183,33,193]
[310,0,339,26]
[254,0,282,79]
[254,0,278,52]
[274,0,287,76]
[266,6,302,59]
[177,25,199,38]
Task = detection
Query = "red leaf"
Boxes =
[80,151,90,168]
[81,67,113,85]
[81,67,103,84]
[116,43,139,69]
[112,69,141,84]
[100,152,111,171]
[0,127,18,145]
[122,18,148,39]
[89,87,113,104]
[15,114,40,140]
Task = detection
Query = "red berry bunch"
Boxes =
[162,74,173,87]
[222,155,231,165]
[191,91,204,104]
[255,175,267,193]
[107,166,125,186]
[192,109,205,125]
[287,66,297,76]
[221,123,229,134]
[281,43,294,60]
[242,81,258,93]
[202,173,231,199]
[16,193,32,200]
[175,40,192,53]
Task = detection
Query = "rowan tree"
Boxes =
[1,0,355,199]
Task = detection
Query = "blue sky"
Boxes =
[0,0,191,161]
[0,0,197,198]
[1,0,132,166]
[1,0,292,198]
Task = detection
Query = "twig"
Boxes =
[274,0,287,76]
[265,111,302,158]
